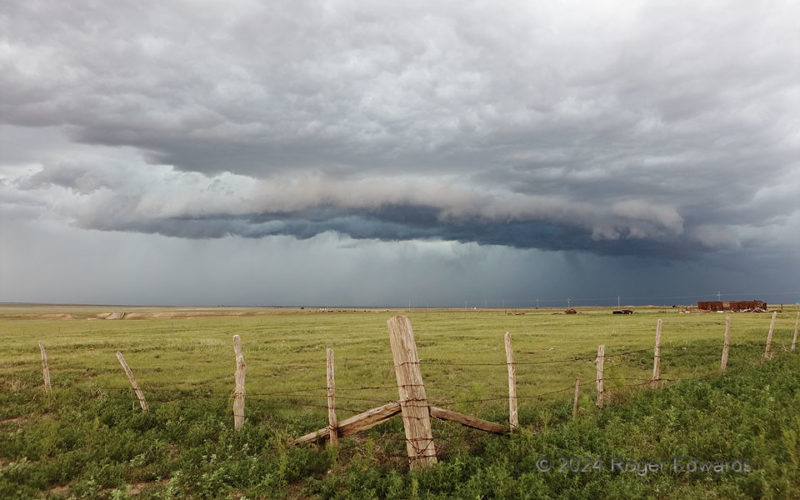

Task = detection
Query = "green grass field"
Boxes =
[1,305,799,498]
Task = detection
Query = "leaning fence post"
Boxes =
[116,352,149,412]
[504,332,518,431]
[38,342,51,393]
[791,312,799,352]
[233,335,246,430]
[387,316,437,469]
[764,311,777,360]
[326,348,338,446]
[572,379,580,419]
[721,315,731,372]
[651,319,662,388]
[595,345,605,409]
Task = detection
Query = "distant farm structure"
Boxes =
[697,300,767,312]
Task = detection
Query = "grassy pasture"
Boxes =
[1,305,799,498]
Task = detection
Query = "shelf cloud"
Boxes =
[1,0,799,304]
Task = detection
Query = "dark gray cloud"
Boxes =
[2,217,798,307]
[1,1,799,272]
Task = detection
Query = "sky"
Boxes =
[1,0,799,307]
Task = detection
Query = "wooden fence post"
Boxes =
[327,348,338,446]
[233,335,246,430]
[651,319,662,388]
[572,379,580,419]
[116,352,148,412]
[791,312,799,352]
[38,342,51,393]
[292,402,402,445]
[504,332,518,431]
[595,345,605,409]
[721,315,731,372]
[387,316,437,469]
[764,311,777,360]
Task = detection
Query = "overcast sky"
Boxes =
[1,1,798,307]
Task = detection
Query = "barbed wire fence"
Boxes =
[10,343,793,415]
[4,311,798,467]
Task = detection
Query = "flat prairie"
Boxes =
[1,305,798,498]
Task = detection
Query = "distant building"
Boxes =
[697,300,766,312]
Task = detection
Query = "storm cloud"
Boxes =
[1,1,799,305]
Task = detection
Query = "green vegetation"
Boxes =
[1,305,798,498]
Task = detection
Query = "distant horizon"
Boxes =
[2,294,798,310]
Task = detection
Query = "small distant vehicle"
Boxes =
[612,309,634,315]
